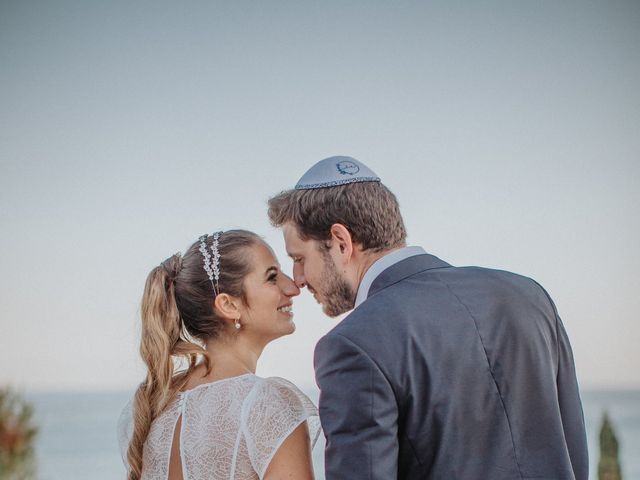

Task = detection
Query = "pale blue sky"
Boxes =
[1,0,639,391]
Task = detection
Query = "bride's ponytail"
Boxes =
[127,257,186,480]
[126,231,261,479]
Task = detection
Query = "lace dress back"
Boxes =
[117,374,320,480]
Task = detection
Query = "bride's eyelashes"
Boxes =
[265,265,279,284]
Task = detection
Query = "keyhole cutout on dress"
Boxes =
[168,414,184,480]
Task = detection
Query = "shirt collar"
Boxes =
[354,246,426,308]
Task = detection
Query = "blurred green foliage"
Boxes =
[0,388,38,480]
[598,411,623,480]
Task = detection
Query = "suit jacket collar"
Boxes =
[367,253,451,299]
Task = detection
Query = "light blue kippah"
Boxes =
[294,156,381,190]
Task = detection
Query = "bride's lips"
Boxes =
[277,302,293,316]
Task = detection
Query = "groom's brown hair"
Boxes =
[267,181,406,252]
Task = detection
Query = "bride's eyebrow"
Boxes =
[264,266,278,278]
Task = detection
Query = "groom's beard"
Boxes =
[314,252,356,318]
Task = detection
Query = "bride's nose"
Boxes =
[280,274,300,297]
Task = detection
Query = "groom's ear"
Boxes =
[329,223,354,264]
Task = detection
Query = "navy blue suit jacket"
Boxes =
[314,253,588,479]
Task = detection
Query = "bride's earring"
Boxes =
[234,317,241,331]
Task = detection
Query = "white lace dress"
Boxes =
[117,374,321,480]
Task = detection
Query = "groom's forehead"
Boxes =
[283,223,315,253]
[283,223,303,248]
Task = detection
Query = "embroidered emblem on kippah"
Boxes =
[336,160,360,176]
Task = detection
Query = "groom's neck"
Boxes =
[353,244,406,290]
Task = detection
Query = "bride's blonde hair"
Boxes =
[126,230,261,480]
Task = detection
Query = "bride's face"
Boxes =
[237,242,300,343]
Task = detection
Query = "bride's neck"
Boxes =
[202,336,262,378]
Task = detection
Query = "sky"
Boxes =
[1,0,639,392]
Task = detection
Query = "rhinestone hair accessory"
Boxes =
[198,232,222,295]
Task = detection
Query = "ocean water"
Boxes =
[25,388,639,479]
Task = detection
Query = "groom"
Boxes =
[268,156,588,480]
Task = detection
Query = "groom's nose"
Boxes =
[293,263,306,288]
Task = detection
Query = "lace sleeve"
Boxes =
[116,398,134,471]
[242,377,321,479]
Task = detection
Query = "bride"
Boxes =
[118,230,320,480]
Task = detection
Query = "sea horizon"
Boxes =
[20,387,640,479]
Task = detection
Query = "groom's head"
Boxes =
[267,156,406,317]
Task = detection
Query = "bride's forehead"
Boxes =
[247,241,278,265]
